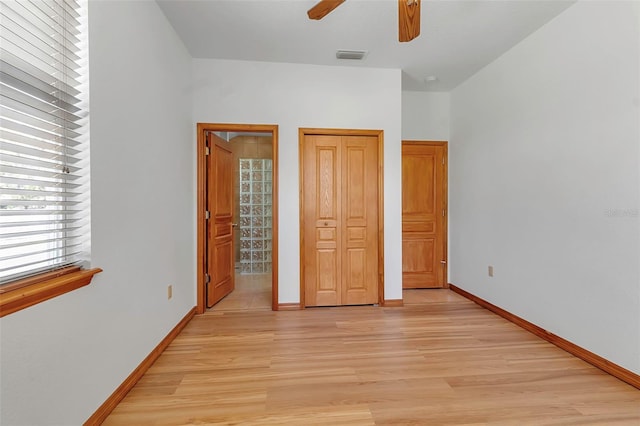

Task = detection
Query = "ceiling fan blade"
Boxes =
[399,0,421,42]
[307,0,346,20]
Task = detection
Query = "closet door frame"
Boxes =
[298,128,385,307]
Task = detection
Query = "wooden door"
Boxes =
[302,134,379,306]
[206,133,235,307]
[402,142,447,288]
[342,136,379,304]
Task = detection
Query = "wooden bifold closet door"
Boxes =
[301,134,379,307]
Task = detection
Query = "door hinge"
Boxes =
[442,209,446,217]
[205,273,210,284]
[205,147,210,156]
[442,157,445,165]
[205,210,210,220]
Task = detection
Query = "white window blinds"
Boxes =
[0,0,90,283]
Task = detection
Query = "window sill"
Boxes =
[0,268,102,318]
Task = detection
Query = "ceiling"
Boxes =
[157,0,575,92]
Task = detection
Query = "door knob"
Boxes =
[232,223,238,227]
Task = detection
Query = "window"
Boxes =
[0,0,100,316]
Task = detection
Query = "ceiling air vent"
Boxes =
[336,50,368,60]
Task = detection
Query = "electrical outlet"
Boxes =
[488,266,494,277]
[167,285,173,300]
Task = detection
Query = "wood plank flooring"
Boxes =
[104,290,640,425]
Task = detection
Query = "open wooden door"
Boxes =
[197,123,279,314]
[206,132,235,307]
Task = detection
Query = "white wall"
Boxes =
[402,91,450,141]
[0,1,195,424]
[193,59,403,303]
[450,1,640,373]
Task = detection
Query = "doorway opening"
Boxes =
[197,123,279,314]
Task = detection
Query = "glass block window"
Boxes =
[238,158,272,274]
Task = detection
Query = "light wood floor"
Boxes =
[104,289,640,425]
[209,273,272,312]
